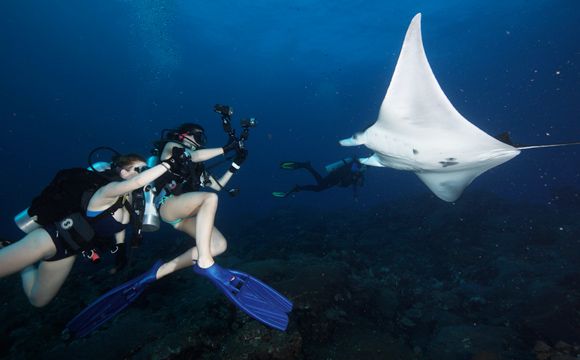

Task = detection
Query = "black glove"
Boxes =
[222,138,241,154]
[229,150,247,173]
[162,147,190,174]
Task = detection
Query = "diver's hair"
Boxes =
[151,123,206,154]
[111,153,146,172]
[177,123,204,134]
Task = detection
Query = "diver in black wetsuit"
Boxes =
[273,157,367,198]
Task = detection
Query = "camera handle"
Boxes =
[212,104,257,197]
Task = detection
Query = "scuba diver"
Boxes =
[0,152,183,307]
[66,108,292,337]
[273,157,367,198]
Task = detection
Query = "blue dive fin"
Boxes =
[229,270,293,313]
[193,263,293,331]
[64,260,162,338]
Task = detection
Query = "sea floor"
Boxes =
[1,191,579,359]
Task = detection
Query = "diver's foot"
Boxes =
[272,186,300,198]
[196,258,215,269]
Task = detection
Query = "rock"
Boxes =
[471,351,500,360]
[534,341,552,352]
[429,324,513,359]
[399,317,416,328]
[551,354,577,360]
[220,323,303,360]
[554,340,572,352]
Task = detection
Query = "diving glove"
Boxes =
[229,150,248,173]
[222,138,241,154]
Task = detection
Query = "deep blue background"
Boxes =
[1,0,579,240]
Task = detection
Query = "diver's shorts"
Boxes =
[155,193,183,226]
[44,224,75,262]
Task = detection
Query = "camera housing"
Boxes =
[214,104,233,117]
[241,118,257,129]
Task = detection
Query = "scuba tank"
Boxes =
[142,185,159,232]
[134,184,160,232]
[13,161,113,234]
[324,157,354,173]
[14,210,40,234]
[89,161,111,172]
[138,155,161,232]
[147,155,160,168]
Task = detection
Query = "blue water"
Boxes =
[1,1,580,357]
[1,1,579,239]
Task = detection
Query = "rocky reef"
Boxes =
[1,191,579,359]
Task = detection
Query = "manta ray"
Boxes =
[340,13,579,202]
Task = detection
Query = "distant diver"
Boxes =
[66,105,292,338]
[273,157,367,198]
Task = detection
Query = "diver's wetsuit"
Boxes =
[45,197,129,261]
[291,162,365,194]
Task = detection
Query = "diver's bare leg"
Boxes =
[0,228,55,278]
[155,224,227,279]
[22,256,76,307]
[159,192,220,269]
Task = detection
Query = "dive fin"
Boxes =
[64,260,162,338]
[280,161,309,170]
[193,263,292,331]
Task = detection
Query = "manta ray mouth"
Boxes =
[439,159,459,168]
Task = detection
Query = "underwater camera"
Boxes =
[214,104,257,142]
[214,104,233,118]
[240,118,257,129]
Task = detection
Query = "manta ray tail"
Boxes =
[495,132,580,150]
[517,141,580,150]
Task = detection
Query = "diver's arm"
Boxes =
[91,164,169,206]
[205,171,235,191]
[161,142,224,163]
[189,148,225,162]
[204,150,246,191]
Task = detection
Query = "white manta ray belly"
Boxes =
[340,13,522,202]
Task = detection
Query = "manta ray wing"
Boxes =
[341,13,520,202]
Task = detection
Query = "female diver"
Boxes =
[65,123,292,337]
[0,152,183,307]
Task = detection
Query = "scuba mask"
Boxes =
[177,128,207,149]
